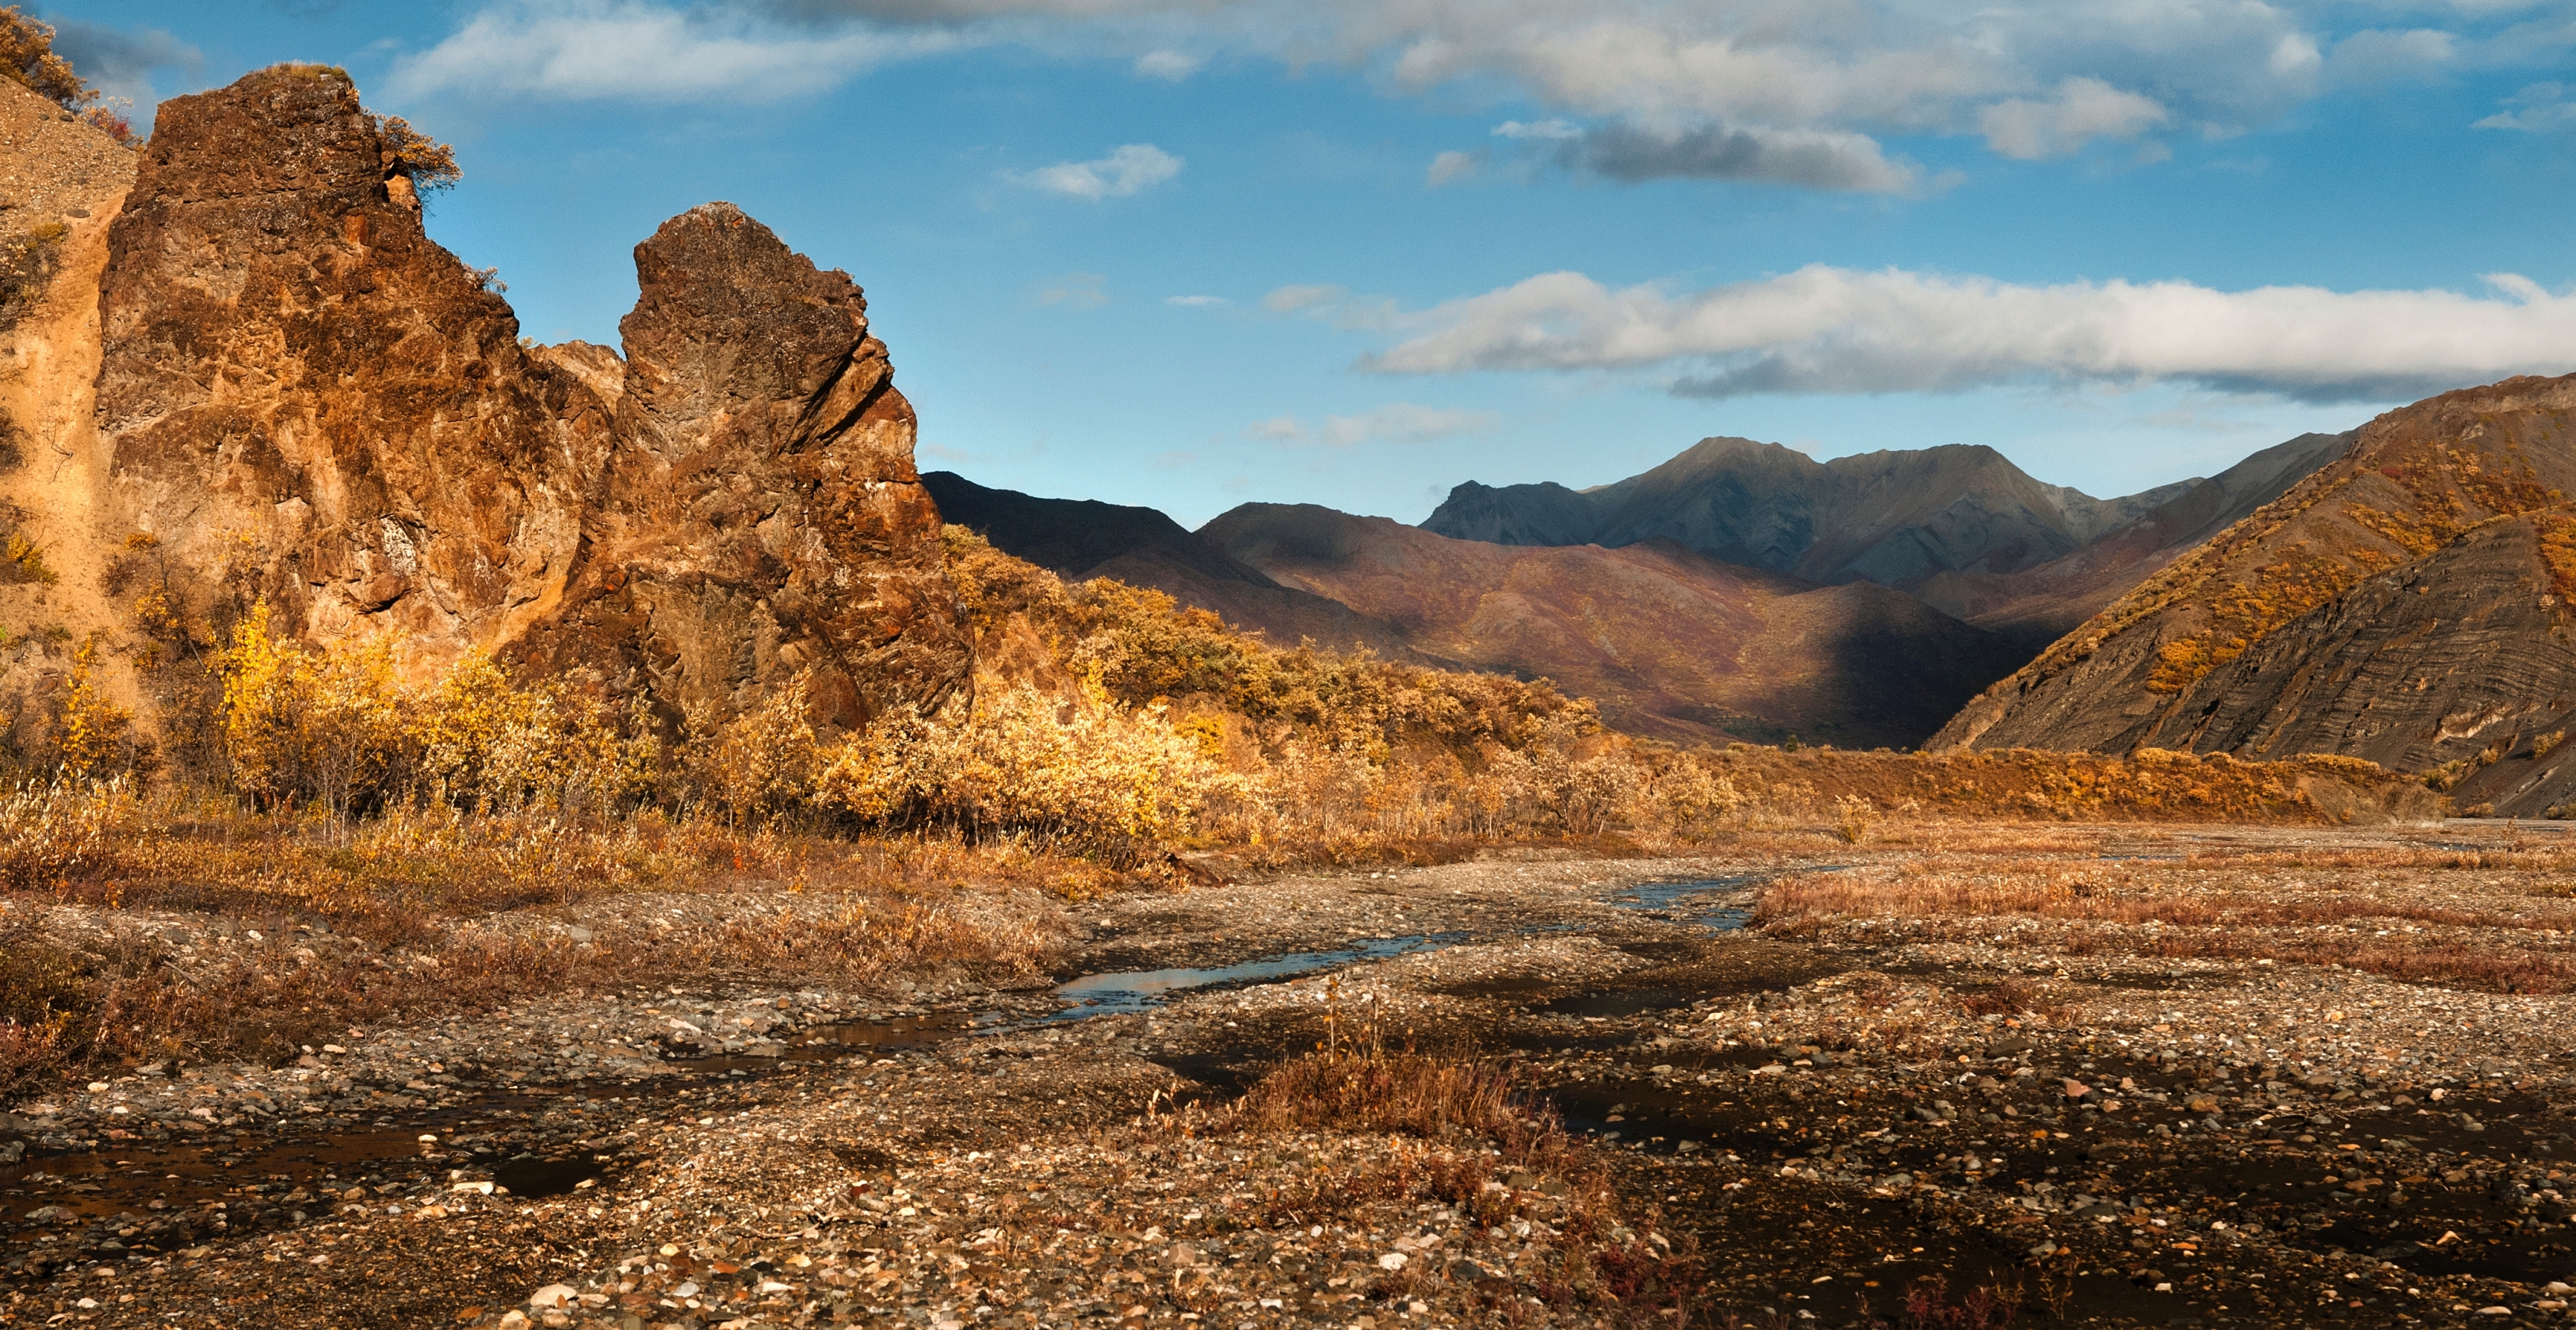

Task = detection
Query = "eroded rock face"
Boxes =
[89,67,966,735]
[97,66,610,660]
[510,204,969,728]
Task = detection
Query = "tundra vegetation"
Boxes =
[0,531,2421,1092]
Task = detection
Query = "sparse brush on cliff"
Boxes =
[373,114,460,193]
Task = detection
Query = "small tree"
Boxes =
[0,7,90,111]
[374,115,461,194]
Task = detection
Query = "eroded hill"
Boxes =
[1936,373,2576,816]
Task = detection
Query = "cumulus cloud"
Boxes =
[1557,120,1918,190]
[48,19,202,109]
[1978,78,2169,161]
[1010,143,1183,200]
[2476,82,2576,132]
[1243,416,1305,441]
[396,0,2533,185]
[2323,28,2456,87]
[390,0,964,101]
[1262,283,1347,312]
[1359,265,2576,403]
[1165,293,1229,307]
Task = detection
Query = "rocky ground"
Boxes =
[6,824,2576,1328]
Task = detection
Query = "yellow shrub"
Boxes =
[215,602,411,812]
[690,671,819,821]
[50,640,135,782]
[816,676,1221,864]
[216,605,654,816]
[417,652,657,817]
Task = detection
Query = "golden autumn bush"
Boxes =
[818,675,1221,864]
[210,602,655,818]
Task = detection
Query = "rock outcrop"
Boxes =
[506,204,969,731]
[4,65,967,761]
[98,65,610,662]
[1933,373,2576,815]
[1202,503,2027,748]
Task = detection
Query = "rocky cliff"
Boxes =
[1,66,968,764]
[1202,503,2026,747]
[1933,374,2576,814]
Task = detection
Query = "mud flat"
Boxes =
[6,827,2576,1328]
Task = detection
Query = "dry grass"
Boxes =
[1225,1045,1710,1328]
[0,782,1094,1091]
[1756,871,2567,935]
[1755,848,2576,995]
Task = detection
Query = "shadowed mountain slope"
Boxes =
[920,471,1413,655]
[1424,434,2345,653]
[1934,374,2576,816]
[1424,438,2194,588]
[1910,432,2352,652]
[1202,503,2028,748]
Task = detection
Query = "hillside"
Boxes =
[920,471,1413,655]
[1934,373,2576,815]
[1423,433,2344,652]
[1200,503,2028,747]
[1909,432,2350,650]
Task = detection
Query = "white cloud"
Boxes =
[1165,294,1229,306]
[48,20,201,111]
[1034,272,1109,307]
[1263,283,1347,312]
[390,0,965,101]
[1244,416,1305,441]
[1011,143,1184,200]
[1557,121,1919,191]
[1320,403,1502,447]
[396,0,2539,186]
[1133,49,1199,78]
[2476,82,2576,131]
[1426,149,1483,186]
[1978,78,2169,161]
[1359,265,2576,403]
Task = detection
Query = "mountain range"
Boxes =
[1423,434,2345,652]
[931,429,2352,748]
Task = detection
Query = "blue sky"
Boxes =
[50,0,2576,526]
